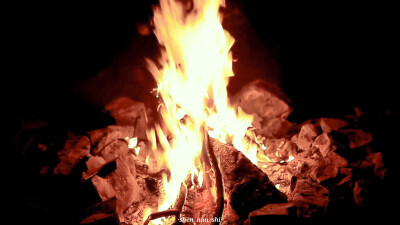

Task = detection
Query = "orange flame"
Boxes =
[145,0,258,214]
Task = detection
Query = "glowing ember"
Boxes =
[145,0,258,216]
[126,136,141,156]
[126,137,138,149]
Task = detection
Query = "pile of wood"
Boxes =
[50,81,385,225]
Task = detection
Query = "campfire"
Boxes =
[16,0,390,225]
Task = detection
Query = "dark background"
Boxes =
[8,1,397,224]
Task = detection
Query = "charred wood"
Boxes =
[210,138,286,224]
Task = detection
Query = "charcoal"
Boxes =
[357,152,386,180]
[105,97,147,126]
[311,133,334,157]
[87,196,117,215]
[53,135,91,175]
[80,213,114,224]
[112,154,142,219]
[87,128,107,148]
[310,161,339,184]
[291,124,319,151]
[80,197,117,224]
[339,129,372,149]
[258,162,294,196]
[327,151,348,168]
[291,178,329,215]
[258,139,298,162]
[233,83,291,120]
[308,150,347,183]
[353,180,365,206]
[258,117,293,139]
[97,161,117,177]
[290,176,297,192]
[367,152,386,179]
[91,175,116,201]
[83,156,107,180]
[232,83,293,139]
[318,118,349,134]
[248,202,295,217]
[258,138,285,162]
[99,140,130,163]
[334,168,352,186]
[91,126,134,155]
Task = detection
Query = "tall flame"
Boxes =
[145,0,258,216]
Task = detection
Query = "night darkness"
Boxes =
[8,1,397,224]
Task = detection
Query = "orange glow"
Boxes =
[145,0,258,214]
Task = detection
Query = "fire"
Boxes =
[144,0,258,217]
[126,137,141,156]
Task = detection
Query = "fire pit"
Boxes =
[14,0,395,225]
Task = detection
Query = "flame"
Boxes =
[143,208,152,224]
[125,136,137,149]
[145,0,257,213]
[126,137,141,156]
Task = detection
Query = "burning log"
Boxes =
[210,138,286,224]
[180,186,197,224]
[204,132,224,225]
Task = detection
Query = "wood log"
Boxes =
[210,139,287,224]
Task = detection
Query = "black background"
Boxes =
[8,1,397,224]
[8,1,397,127]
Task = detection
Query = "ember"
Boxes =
[15,1,395,225]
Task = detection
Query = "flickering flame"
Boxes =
[145,0,258,213]
[127,137,137,148]
[126,137,141,156]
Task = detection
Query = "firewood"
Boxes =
[180,186,197,225]
[112,154,142,219]
[210,139,286,224]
